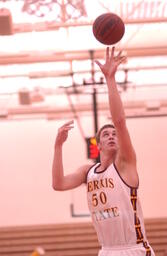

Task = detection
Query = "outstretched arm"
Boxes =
[52,120,90,191]
[95,47,136,165]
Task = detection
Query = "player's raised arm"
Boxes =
[95,47,136,165]
[52,120,91,191]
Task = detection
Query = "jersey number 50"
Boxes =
[92,192,107,207]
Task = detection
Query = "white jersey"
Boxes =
[87,162,154,255]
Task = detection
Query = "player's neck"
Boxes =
[100,152,116,169]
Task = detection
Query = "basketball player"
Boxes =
[52,47,155,255]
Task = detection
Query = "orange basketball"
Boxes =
[92,13,125,45]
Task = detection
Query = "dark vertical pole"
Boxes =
[92,88,100,163]
[89,50,99,134]
[93,88,98,134]
[89,49,100,163]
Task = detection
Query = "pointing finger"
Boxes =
[62,120,74,127]
[116,50,123,58]
[106,47,110,60]
[111,47,115,59]
[95,60,102,69]
[117,56,127,65]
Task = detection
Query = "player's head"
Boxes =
[96,124,118,153]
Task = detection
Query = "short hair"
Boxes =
[95,124,115,144]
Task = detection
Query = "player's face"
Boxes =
[98,127,118,153]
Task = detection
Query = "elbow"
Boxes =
[52,181,64,191]
[52,183,58,191]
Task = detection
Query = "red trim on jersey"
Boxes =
[130,188,152,255]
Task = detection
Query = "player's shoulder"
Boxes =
[78,163,95,175]
[78,163,96,184]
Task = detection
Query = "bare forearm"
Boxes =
[52,120,86,191]
[106,77,125,126]
[52,143,64,189]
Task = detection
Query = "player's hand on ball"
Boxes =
[95,47,126,80]
[55,120,74,146]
